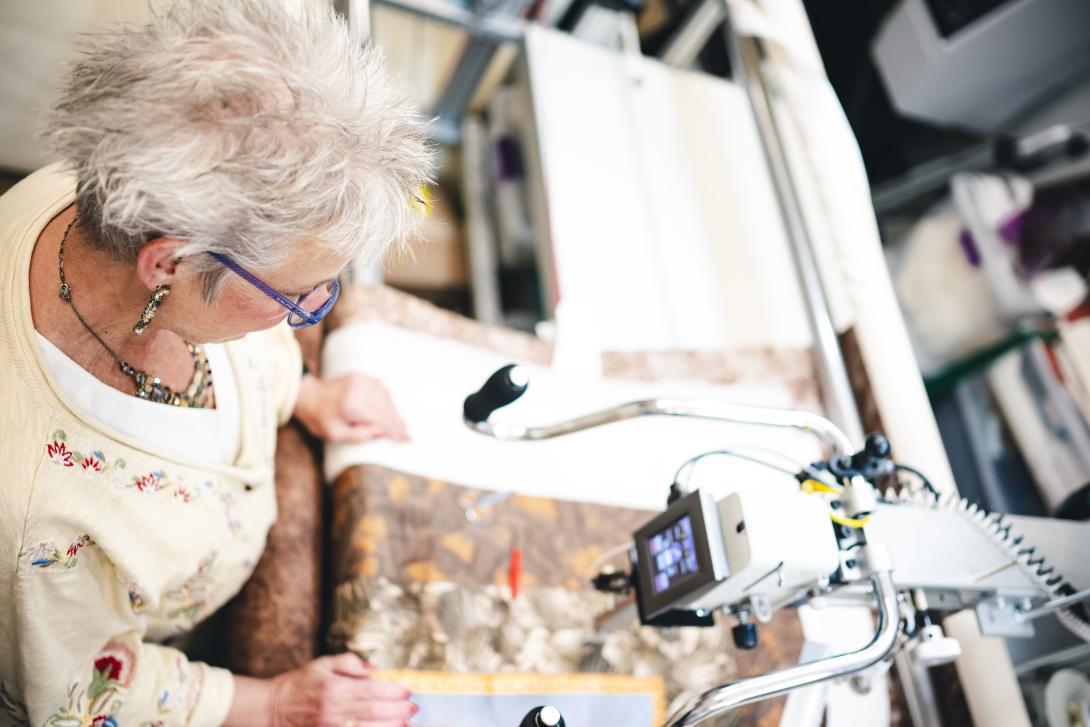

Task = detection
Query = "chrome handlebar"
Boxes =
[463,365,855,455]
[664,567,899,726]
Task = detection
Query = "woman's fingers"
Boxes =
[330,677,416,724]
[347,695,416,720]
[361,403,405,441]
[390,409,409,441]
[336,422,386,444]
[340,374,409,442]
[352,679,413,701]
[329,652,373,678]
[321,665,412,705]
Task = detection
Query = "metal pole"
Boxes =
[722,11,865,448]
[431,41,502,145]
[894,651,944,727]
[1018,587,1090,621]
[660,0,726,68]
[374,0,522,42]
[462,116,505,323]
[334,0,372,41]
[665,570,900,726]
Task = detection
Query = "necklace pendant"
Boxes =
[58,219,211,409]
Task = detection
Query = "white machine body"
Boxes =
[687,490,841,613]
[872,0,1090,132]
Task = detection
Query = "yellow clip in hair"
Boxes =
[413,185,432,217]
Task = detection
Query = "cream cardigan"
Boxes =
[0,165,302,727]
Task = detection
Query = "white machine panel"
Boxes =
[690,490,841,611]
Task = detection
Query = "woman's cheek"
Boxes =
[216,288,287,327]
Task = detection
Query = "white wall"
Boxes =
[0,0,328,173]
[0,1,153,172]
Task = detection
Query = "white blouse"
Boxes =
[36,334,242,466]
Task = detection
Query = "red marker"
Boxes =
[509,546,522,599]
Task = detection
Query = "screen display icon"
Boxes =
[647,515,700,594]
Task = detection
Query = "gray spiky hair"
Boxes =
[41,0,433,298]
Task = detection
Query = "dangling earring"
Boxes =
[133,285,171,335]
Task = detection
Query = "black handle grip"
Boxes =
[463,364,529,424]
[519,706,565,727]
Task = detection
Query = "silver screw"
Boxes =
[849,675,872,695]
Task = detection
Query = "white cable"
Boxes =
[673,448,799,489]
[724,444,810,473]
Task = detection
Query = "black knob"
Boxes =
[864,433,891,459]
[463,365,528,424]
[732,622,759,650]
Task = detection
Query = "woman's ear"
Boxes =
[134,237,188,291]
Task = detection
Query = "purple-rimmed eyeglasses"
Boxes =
[209,252,340,329]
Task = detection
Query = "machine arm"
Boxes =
[463,364,854,454]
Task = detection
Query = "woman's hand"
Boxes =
[227,654,417,727]
[271,654,416,727]
[294,372,409,444]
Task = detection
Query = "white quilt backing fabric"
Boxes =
[323,321,823,513]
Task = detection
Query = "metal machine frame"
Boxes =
[462,363,1090,726]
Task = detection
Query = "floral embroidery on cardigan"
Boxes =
[44,642,133,727]
[0,680,29,727]
[212,484,242,536]
[46,439,74,468]
[163,553,219,628]
[132,471,164,492]
[127,586,146,614]
[46,430,204,504]
[46,431,127,480]
[129,470,200,503]
[20,535,93,569]
[134,656,200,727]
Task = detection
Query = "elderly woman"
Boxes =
[0,2,431,726]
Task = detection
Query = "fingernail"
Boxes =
[410,704,419,715]
[403,690,413,698]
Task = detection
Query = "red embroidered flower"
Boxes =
[46,441,73,467]
[174,487,192,503]
[66,535,90,558]
[82,457,104,473]
[135,473,162,492]
[94,655,123,681]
